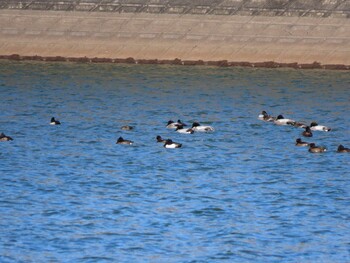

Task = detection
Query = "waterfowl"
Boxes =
[116,136,133,145]
[258,111,275,122]
[302,126,313,137]
[164,139,182,148]
[121,125,133,131]
[166,120,187,129]
[191,122,214,132]
[274,115,295,126]
[337,145,350,153]
[310,122,331,132]
[156,135,167,143]
[308,143,326,153]
[175,125,194,134]
[295,138,310,147]
[0,133,13,141]
[50,117,61,125]
[291,122,308,129]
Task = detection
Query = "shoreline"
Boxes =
[1,54,349,70]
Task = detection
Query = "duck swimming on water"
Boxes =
[50,117,61,125]
[0,133,13,141]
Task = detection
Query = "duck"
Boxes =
[121,125,133,131]
[337,145,350,153]
[295,138,310,146]
[116,136,133,145]
[310,122,331,132]
[175,125,194,134]
[291,121,308,129]
[308,143,326,153]
[302,126,313,137]
[164,139,182,148]
[273,115,295,126]
[50,117,61,125]
[156,135,167,143]
[0,132,13,141]
[191,122,214,132]
[258,111,275,122]
[166,119,187,129]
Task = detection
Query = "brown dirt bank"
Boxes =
[1,54,349,70]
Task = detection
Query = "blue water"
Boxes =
[0,61,349,262]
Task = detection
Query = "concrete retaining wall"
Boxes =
[0,0,350,67]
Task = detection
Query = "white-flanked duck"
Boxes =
[273,115,295,126]
[166,119,187,129]
[50,117,61,125]
[308,143,326,153]
[0,133,13,141]
[258,111,275,122]
[302,126,313,137]
[295,138,310,147]
[191,122,214,132]
[310,122,331,132]
[164,139,182,148]
[337,145,350,153]
[116,136,133,145]
[175,125,194,134]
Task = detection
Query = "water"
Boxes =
[0,61,349,262]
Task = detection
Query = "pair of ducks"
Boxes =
[116,136,182,148]
[166,120,215,133]
[259,111,331,132]
[2,117,61,141]
[295,138,350,153]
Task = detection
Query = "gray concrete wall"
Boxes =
[0,1,350,67]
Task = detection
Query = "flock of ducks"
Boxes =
[115,119,215,148]
[1,114,349,153]
[258,111,350,153]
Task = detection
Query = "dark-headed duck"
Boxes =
[0,133,13,141]
[164,139,182,148]
[308,143,326,153]
[50,117,61,125]
[116,136,133,145]
[337,145,350,153]
[295,138,310,147]
[156,135,167,143]
[302,126,313,137]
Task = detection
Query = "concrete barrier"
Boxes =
[0,0,349,68]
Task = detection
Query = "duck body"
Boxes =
[274,115,295,126]
[121,125,133,131]
[164,139,182,148]
[310,122,331,132]
[50,117,61,125]
[337,145,350,153]
[295,138,309,147]
[176,125,194,134]
[302,126,313,137]
[308,143,326,153]
[0,133,13,141]
[292,122,308,129]
[116,136,133,145]
[191,122,214,132]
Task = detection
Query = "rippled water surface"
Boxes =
[1,61,349,262]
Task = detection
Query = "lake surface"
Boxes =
[0,61,349,262]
